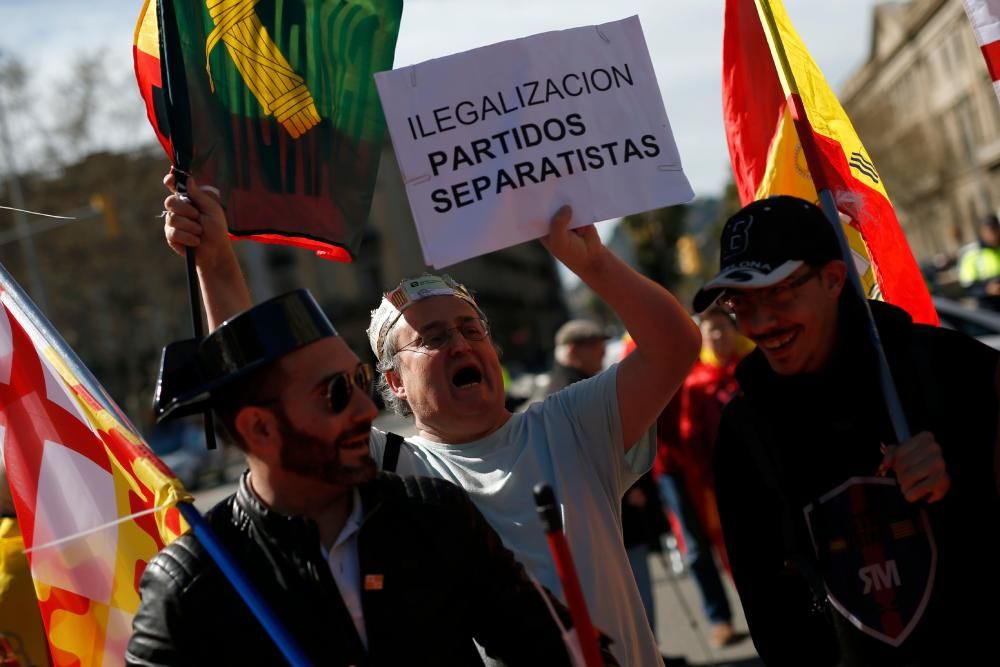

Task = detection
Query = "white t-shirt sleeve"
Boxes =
[545,362,654,500]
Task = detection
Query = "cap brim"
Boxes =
[692,260,803,313]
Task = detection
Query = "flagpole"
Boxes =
[175,502,313,667]
[753,0,912,443]
[158,0,217,450]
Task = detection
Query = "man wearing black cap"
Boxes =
[126,290,608,666]
[695,195,1000,666]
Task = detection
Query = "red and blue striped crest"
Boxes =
[804,477,936,647]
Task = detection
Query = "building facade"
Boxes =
[842,0,1000,262]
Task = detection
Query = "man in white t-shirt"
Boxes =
[163,173,701,666]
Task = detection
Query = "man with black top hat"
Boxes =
[125,290,610,666]
[695,195,1000,666]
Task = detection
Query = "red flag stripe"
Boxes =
[982,41,1000,81]
[788,96,938,325]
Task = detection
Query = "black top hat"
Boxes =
[153,289,338,421]
[692,196,842,313]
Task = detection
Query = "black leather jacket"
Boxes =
[126,472,594,666]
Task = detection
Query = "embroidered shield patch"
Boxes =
[804,476,936,647]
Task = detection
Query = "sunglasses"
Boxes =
[325,363,375,413]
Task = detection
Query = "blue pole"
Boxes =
[816,188,912,442]
[176,502,314,667]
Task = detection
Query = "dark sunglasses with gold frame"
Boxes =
[325,363,375,414]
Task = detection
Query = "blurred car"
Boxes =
[148,418,243,490]
[933,297,1000,350]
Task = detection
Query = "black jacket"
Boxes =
[714,299,1000,667]
[126,472,589,666]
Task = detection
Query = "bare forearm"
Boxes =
[541,209,699,446]
[577,248,700,446]
[196,255,252,330]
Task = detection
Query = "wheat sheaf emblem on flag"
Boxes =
[204,0,321,138]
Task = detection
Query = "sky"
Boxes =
[0,0,883,199]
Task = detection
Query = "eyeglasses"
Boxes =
[326,363,375,413]
[398,318,490,355]
[720,267,820,315]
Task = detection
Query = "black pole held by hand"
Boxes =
[171,175,217,451]
[157,0,215,449]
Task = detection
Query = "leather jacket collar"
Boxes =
[235,472,321,549]
[233,471,386,549]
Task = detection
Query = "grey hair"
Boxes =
[376,325,413,417]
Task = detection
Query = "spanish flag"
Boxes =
[133,0,403,261]
[0,280,189,666]
[722,0,938,325]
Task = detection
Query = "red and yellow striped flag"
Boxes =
[0,287,189,666]
[133,0,172,158]
[722,0,938,325]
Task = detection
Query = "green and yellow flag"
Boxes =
[135,0,403,260]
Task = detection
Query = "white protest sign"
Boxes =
[375,15,694,268]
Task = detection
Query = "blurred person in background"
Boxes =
[654,307,752,648]
[547,319,610,393]
[959,213,1000,311]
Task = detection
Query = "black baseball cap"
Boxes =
[692,196,842,313]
